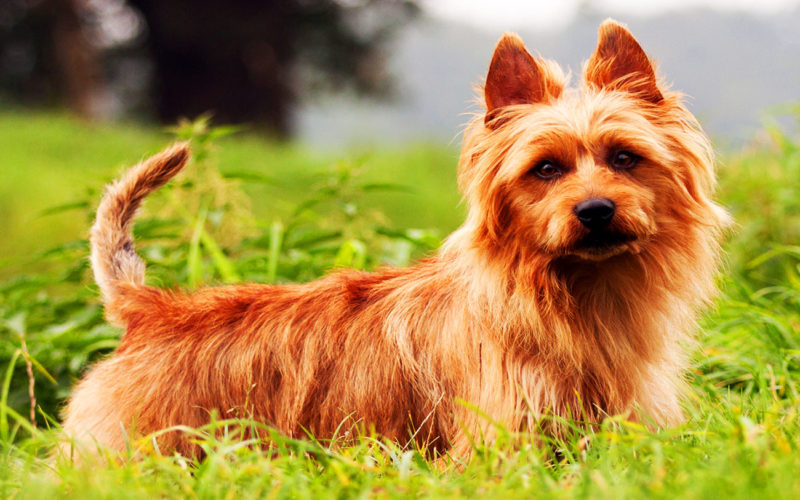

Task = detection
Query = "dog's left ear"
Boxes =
[584,19,663,103]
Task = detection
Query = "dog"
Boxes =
[62,19,729,460]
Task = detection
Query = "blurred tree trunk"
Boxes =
[1,0,414,132]
[44,0,107,119]
[128,0,295,136]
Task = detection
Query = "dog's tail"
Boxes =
[90,143,190,322]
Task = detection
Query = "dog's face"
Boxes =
[482,93,665,261]
[459,21,719,263]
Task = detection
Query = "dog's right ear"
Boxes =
[484,33,559,128]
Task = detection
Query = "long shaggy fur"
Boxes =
[62,20,729,460]
[89,142,190,325]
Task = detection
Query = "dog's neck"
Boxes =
[439,223,713,369]
[435,225,711,425]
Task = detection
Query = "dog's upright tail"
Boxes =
[90,143,190,323]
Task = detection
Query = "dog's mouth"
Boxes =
[571,230,639,260]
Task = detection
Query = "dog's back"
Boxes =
[62,277,454,457]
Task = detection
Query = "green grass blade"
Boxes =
[199,228,240,283]
[267,220,284,283]
[187,204,208,288]
[1,403,41,438]
[334,239,366,269]
[1,350,22,442]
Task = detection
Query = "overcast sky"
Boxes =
[421,0,800,31]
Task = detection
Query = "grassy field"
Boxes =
[0,112,463,276]
[1,110,799,498]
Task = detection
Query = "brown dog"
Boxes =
[62,20,729,460]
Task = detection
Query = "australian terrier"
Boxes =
[62,20,729,460]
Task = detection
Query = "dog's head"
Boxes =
[457,20,728,263]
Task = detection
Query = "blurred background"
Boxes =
[2,0,799,146]
[1,0,799,269]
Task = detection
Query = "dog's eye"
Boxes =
[531,161,562,180]
[610,150,640,170]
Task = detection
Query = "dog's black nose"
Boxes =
[574,198,616,229]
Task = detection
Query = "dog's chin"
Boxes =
[568,231,641,261]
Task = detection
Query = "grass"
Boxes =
[1,110,800,498]
[0,112,463,276]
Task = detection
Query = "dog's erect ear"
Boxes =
[484,33,556,126]
[584,19,662,103]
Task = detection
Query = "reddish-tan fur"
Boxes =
[62,20,729,460]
